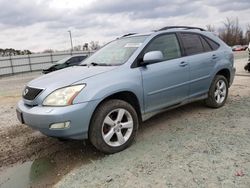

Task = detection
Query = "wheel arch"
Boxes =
[215,68,230,86]
[90,91,142,125]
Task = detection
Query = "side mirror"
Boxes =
[142,51,164,65]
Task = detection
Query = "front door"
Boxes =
[140,33,189,113]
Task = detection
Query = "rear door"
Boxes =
[140,33,189,113]
[179,32,219,97]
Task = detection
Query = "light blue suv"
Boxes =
[17,26,235,153]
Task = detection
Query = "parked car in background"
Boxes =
[242,45,249,51]
[17,26,235,153]
[232,45,246,51]
[42,55,87,74]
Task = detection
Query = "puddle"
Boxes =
[0,144,104,188]
[0,136,104,188]
[0,158,56,188]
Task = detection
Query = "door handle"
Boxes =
[179,61,188,67]
[212,54,218,59]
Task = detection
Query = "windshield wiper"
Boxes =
[80,62,97,66]
[80,62,113,66]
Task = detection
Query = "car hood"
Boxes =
[28,66,117,89]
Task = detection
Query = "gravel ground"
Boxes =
[56,78,250,188]
[0,51,250,188]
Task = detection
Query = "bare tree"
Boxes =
[206,24,215,32]
[43,49,54,53]
[89,41,100,50]
[246,24,250,44]
[83,43,89,51]
[219,17,243,46]
[73,45,82,51]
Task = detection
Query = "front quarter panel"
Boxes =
[73,66,144,113]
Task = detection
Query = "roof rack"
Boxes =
[121,33,137,38]
[158,26,206,31]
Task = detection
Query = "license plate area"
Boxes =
[16,109,25,124]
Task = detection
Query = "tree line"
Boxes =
[42,41,101,54]
[207,17,250,46]
[0,48,32,57]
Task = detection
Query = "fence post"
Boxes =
[28,54,32,72]
[9,55,14,75]
[50,52,53,64]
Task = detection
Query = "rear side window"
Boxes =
[144,34,181,61]
[181,33,204,55]
[200,36,212,52]
[204,37,220,50]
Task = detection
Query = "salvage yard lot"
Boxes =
[0,51,250,187]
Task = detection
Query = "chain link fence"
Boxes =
[0,51,93,76]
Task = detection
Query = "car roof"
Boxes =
[120,26,226,48]
[121,26,209,38]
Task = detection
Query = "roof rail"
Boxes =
[158,26,206,31]
[121,33,137,37]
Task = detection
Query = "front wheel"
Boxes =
[205,75,229,108]
[89,99,139,154]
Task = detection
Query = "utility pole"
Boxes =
[68,30,73,51]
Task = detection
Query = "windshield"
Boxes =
[81,35,148,66]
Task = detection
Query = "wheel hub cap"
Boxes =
[214,80,227,104]
[102,108,134,147]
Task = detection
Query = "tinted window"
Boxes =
[145,34,181,61]
[181,33,204,55]
[68,57,80,64]
[78,56,86,61]
[200,36,212,52]
[205,37,220,50]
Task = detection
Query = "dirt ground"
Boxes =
[0,52,250,188]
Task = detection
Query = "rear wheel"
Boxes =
[205,75,229,108]
[89,99,139,154]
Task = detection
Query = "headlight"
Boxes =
[43,84,86,106]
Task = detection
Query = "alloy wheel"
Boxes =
[214,80,227,104]
[101,108,134,147]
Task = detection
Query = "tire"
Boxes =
[205,75,229,108]
[244,63,250,72]
[57,138,69,142]
[89,99,139,154]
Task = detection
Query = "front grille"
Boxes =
[23,86,43,100]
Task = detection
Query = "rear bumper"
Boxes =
[230,67,236,87]
[16,100,100,139]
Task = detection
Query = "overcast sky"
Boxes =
[0,0,249,52]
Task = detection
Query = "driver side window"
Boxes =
[145,34,181,61]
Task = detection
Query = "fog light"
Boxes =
[50,121,70,129]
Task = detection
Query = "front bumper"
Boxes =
[16,100,99,139]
